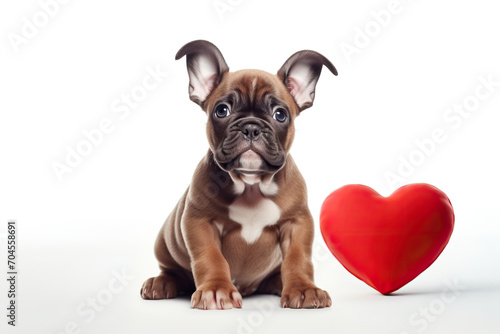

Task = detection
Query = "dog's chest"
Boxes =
[227,185,280,243]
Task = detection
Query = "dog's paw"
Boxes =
[191,282,242,310]
[281,285,332,309]
[140,274,178,300]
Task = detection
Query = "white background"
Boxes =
[1,0,500,333]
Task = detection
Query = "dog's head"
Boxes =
[176,40,337,185]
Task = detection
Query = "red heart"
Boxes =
[320,184,454,294]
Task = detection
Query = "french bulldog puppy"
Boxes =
[141,40,337,309]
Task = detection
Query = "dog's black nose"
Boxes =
[242,123,262,141]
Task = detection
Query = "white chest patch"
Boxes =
[228,196,281,244]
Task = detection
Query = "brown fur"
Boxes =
[141,69,331,309]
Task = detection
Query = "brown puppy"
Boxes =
[141,40,337,309]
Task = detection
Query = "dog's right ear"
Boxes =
[175,40,229,107]
[278,50,337,112]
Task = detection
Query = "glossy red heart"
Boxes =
[320,184,454,294]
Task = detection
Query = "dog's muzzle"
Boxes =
[214,118,286,173]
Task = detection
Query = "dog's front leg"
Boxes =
[279,213,332,309]
[183,211,242,310]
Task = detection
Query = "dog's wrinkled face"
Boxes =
[205,70,298,177]
[175,40,337,184]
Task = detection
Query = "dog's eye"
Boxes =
[214,104,231,118]
[273,108,287,123]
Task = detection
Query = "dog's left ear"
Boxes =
[175,40,229,106]
[278,50,337,111]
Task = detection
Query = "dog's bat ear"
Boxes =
[175,40,229,106]
[277,50,337,111]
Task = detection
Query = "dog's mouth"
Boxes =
[236,169,265,175]
[215,147,286,174]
